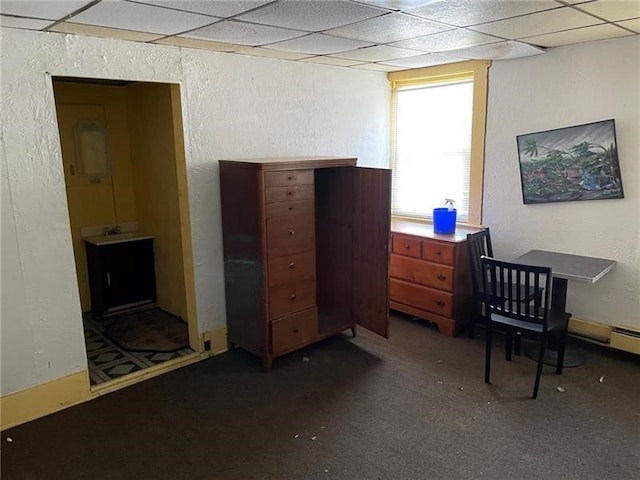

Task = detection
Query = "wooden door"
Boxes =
[352,167,391,338]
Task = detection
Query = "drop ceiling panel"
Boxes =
[523,23,634,48]
[235,46,313,60]
[301,56,365,67]
[617,18,640,33]
[133,0,274,18]
[352,62,405,72]
[0,16,52,30]
[183,20,305,46]
[0,1,93,20]
[70,1,217,35]
[267,33,373,54]
[575,1,640,22]
[323,12,451,43]
[471,7,603,39]
[50,22,165,42]
[450,40,545,60]
[380,52,463,68]
[236,0,387,31]
[332,45,421,62]
[391,28,500,52]
[154,36,246,52]
[407,0,560,27]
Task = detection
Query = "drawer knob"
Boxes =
[435,251,442,256]
[288,206,294,211]
[289,262,295,269]
[289,229,295,236]
[287,175,294,181]
[290,294,296,300]
[405,244,411,249]
[437,274,446,281]
[436,300,445,307]
[287,190,294,196]
[293,328,299,333]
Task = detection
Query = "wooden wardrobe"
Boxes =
[219,156,390,368]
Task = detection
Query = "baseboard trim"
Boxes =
[1,370,91,431]
[569,317,612,344]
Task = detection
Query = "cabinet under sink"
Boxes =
[85,236,156,315]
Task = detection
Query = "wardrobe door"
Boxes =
[352,167,391,338]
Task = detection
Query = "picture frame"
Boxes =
[516,119,624,204]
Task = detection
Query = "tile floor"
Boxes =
[83,314,194,386]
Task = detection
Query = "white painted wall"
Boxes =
[483,36,640,329]
[0,29,389,396]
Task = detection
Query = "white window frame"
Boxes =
[388,60,490,226]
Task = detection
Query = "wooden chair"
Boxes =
[480,256,571,399]
[466,228,494,339]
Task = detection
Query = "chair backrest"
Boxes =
[480,256,552,329]
[467,228,494,299]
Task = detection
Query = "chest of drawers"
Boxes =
[220,157,391,368]
[390,220,478,337]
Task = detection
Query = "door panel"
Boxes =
[353,167,391,338]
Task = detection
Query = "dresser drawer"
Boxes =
[264,169,313,187]
[265,185,314,203]
[422,240,454,265]
[271,307,318,355]
[265,199,314,219]
[268,279,316,319]
[268,251,315,287]
[390,254,454,292]
[266,214,315,254]
[392,234,421,258]
[390,278,453,318]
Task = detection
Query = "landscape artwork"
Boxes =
[516,119,624,204]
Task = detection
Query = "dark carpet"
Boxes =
[2,313,639,480]
[105,307,189,352]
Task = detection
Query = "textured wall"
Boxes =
[483,36,640,328]
[0,29,389,396]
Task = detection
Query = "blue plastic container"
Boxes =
[433,208,457,235]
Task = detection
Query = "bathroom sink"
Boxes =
[83,232,154,246]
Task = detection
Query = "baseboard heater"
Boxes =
[610,326,640,354]
[569,330,610,345]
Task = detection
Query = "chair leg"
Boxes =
[485,323,492,384]
[556,327,569,375]
[533,339,545,399]
[505,332,513,361]
[514,333,521,356]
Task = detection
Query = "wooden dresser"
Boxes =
[219,156,391,368]
[390,219,480,337]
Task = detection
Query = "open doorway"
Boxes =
[52,78,200,387]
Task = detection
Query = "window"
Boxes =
[389,60,490,225]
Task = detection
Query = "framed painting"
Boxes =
[516,119,624,204]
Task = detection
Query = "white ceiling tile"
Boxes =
[182,20,305,46]
[236,0,386,31]
[70,0,217,35]
[472,7,603,39]
[574,0,640,21]
[332,45,421,61]
[0,15,52,30]
[324,12,451,43]
[0,1,93,20]
[522,23,635,47]
[49,22,165,42]
[267,33,373,54]
[301,56,366,66]
[617,17,640,32]
[357,0,442,10]
[235,46,313,60]
[380,52,464,68]
[408,0,560,27]
[132,1,273,18]
[154,36,246,51]
[352,62,406,72]
[391,28,500,52]
[450,40,546,60]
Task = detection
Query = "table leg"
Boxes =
[524,276,585,368]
